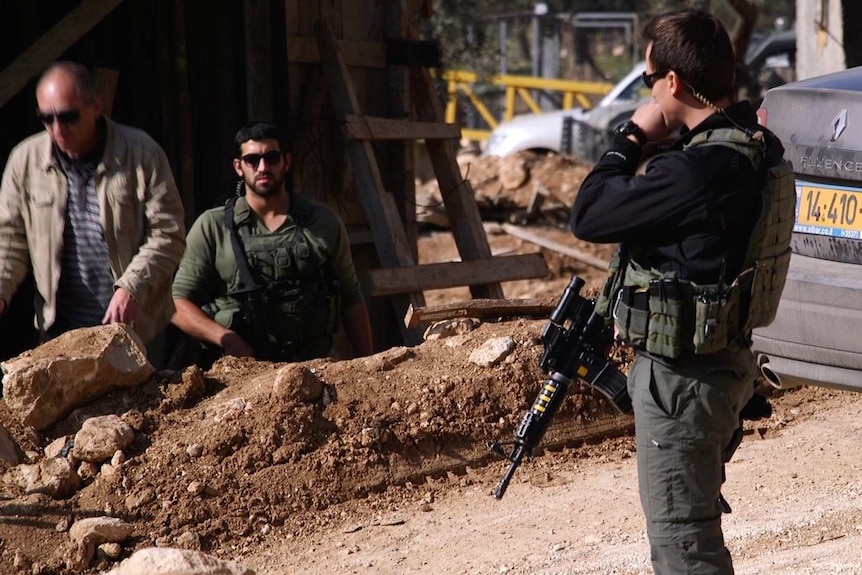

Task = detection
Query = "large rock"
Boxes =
[469,336,516,368]
[8,457,81,498]
[69,516,134,567]
[0,425,24,468]
[104,548,255,575]
[1,324,153,430]
[71,415,135,463]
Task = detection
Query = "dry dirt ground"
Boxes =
[2,152,862,574]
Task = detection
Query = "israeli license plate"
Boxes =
[795,182,862,240]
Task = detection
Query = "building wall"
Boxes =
[796,0,845,79]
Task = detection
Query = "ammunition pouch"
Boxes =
[203,279,340,362]
[608,252,790,359]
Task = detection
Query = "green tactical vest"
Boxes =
[205,196,340,362]
[594,127,796,358]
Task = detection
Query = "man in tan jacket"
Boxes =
[0,61,185,357]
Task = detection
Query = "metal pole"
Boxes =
[500,19,508,75]
[532,15,541,78]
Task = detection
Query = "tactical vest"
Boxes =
[594,127,796,358]
[205,196,340,362]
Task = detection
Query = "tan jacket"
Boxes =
[0,118,185,343]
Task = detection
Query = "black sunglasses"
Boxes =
[240,150,283,168]
[36,109,82,126]
[641,69,670,89]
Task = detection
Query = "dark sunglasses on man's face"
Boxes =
[641,69,670,89]
[241,150,283,168]
[36,109,82,126]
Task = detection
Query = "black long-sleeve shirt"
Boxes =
[570,102,786,285]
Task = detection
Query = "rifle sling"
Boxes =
[224,195,260,294]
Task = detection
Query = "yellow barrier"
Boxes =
[442,69,614,141]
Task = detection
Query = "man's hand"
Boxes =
[630,100,680,142]
[220,331,256,358]
[102,287,141,327]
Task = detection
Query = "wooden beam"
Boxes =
[405,297,557,329]
[0,0,126,108]
[289,37,386,68]
[499,223,610,271]
[362,252,548,297]
[408,51,505,300]
[344,115,462,140]
[316,18,425,344]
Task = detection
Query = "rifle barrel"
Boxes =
[492,445,527,499]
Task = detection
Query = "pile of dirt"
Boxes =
[0,148,623,574]
[416,151,593,227]
[0,315,633,573]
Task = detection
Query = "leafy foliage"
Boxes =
[422,0,794,75]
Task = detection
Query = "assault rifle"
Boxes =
[489,276,632,499]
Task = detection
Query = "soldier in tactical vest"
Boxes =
[570,10,794,575]
[171,120,374,365]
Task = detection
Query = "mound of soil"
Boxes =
[0,313,636,573]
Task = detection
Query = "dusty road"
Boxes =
[246,385,862,575]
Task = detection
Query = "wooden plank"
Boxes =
[499,223,610,271]
[0,0,126,107]
[383,0,416,261]
[244,0,274,119]
[409,63,505,300]
[363,252,547,297]
[404,297,557,329]
[288,37,386,67]
[316,17,425,344]
[344,115,461,140]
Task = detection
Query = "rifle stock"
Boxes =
[489,275,632,499]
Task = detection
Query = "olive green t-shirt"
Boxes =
[172,192,363,308]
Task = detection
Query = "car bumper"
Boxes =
[752,252,862,391]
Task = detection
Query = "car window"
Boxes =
[598,63,648,107]
[611,76,652,103]
[757,52,796,90]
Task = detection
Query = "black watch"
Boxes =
[616,120,648,146]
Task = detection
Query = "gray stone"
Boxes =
[103,547,255,574]
[0,425,24,467]
[71,415,134,463]
[70,516,133,567]
[69,516,133,546]
[423,318,481,341]
[468,336,516,368]
[44,435,72,459]
[271,365,323,403]
[1,324,153,430]
[12,457,81,499]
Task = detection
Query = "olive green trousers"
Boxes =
[628,350,757,574]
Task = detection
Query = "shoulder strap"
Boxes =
[684,127,765,170]
[224,195,259,293]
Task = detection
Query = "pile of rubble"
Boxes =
[416,151,594,228]
[0,317,630,574]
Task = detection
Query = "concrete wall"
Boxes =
[796,0,846,79]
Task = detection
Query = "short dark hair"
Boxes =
[39,61,99,103]
[233,120,290,157]
[642,9,735,103]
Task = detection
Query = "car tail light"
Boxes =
[756,107,767,127]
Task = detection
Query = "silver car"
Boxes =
[483,30,796,163]
[753,65,862,392]
[482,62,649,160]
